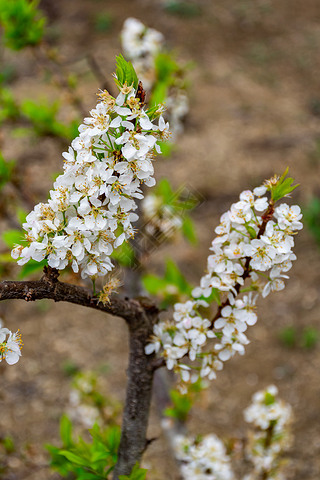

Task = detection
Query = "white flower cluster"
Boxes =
[11,83,169,278]
[121,17,164,91]
[67,371,119,429]
[121,17,189,138]
[146,183,302,386]
[243,385,292,480]
[167,385,292,480]
[0,318,22,365]
[142,193,182,239]
[68,373,101,428]
[173,433,235,480]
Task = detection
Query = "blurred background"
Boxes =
[0,0,320,478]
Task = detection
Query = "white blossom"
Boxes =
[173,433,235,480]
[12,81,167,279]
[146,179,302,388]
[274,204,303,232]
[244,385,292,478]
[0,319,22,365]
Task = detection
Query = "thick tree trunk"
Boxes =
[113,312,156,479]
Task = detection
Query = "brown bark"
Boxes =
[113,308,158,479]
[0,267,148,324]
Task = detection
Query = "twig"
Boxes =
[0,266,153,325]
[260,423,275,480]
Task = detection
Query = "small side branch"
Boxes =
[0,268,148,324]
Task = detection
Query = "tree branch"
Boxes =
[0,267,150,324]
[112,307,159,479]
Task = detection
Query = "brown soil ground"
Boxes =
[1,0,320,479]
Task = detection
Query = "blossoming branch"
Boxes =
[170,384,291,480]
[11,55,169,280]
[146,171,302,388]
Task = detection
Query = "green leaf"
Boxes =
[149,81,168,107]
[47,422,119,478]
[264,392,276,406]
[20,98,72,140]
[164,1,202,17]
[157,141,174,157]
[157,178,174,202]
[11,127,31,137]
[270,168,299,203]
[245,225,257,239]
[1,435,15,454]
[165,258,182,283]
[89,424,121,457]
[104,425,121,455]
[154,52,179,83]
[304,196,320,244]
[77,473,104,480]
[142,259,192,306]
[1,229,23,248]
[18,259,47,279]
[111,241,136,267]
[0,0,46,50]
[115,55,138,89]
[145,104,162,121]
[278,325,297,348]
[178,195,199,211]
[16,207,27,224]
[0,87,20,123]
[59,450,91,468]
[181,216,197,244]
[94,12,113,33]
[115,55,126,85]
[142,274,168,296]
[188,377,207,393]
[208,288,221,305]
[0,151,15,190]
[0,64,16,85]
[119,462,148,480]
[90,451,112,463]
[301,326,319,349]
[0,252,15,263]
[164,258,191,295]
[194,287,221,306]
[60,415,73,448]
[164,390,192,422]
